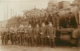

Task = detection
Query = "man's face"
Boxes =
[36,24,39,28]
[28,25,31,28]
[42,23,45,27]
[49,22,52,27]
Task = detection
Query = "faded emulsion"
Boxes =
[0,0,80,51]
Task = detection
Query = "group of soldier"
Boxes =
[1,20,56,48]
[0,3,59,47]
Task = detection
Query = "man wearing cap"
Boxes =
[1,28,5,45]
[24,26,28,46]
[40,23,46,47]
[34,24,40,46]
[9,27,15,45]
[27,24,33,46]
[18,25,24,45]
[47,22,56,47]
[14,27,18,45]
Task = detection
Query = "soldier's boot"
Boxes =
[2,38,4,45]
[28,38,30,46]
[44,38,47,47]
[30,38,32,47]
[41,39,44,47]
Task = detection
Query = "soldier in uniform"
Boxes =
[4,27,9,45]
[17,27,21,45]
[18,25,24,45]
[24,26,28,46]
[14,27,18,45]
[47,22,56,47]
[27,24,33,46]
[1,28,5,45]
[34,24,40,46]
[9,27,15,45]
[40,23,46,47]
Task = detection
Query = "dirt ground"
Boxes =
[0,44,79,51]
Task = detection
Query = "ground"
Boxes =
[0,45,79,51]
[0,36,79,51]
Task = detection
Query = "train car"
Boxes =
[56,6,80,45]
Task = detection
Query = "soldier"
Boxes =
[27,24,33,46]
[40,22,46,47]
[47,22,56,47]
[14,27,18,45]
[1,28,5,45]
[4,27,9,45]
[9,27,15,45]
[24,26,28,46]
[17,27,21,45]
[34,24,40,46]
[18,25,24,45]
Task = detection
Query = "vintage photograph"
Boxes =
[0,0,80,51]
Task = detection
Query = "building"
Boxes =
[0,20,8,28]
[58,1,70,9]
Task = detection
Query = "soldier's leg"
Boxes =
[17,36,19,45]
[21,35,23,45]
[41,38,43,46]
[38,37,40,46]
[5,35,8,45]
[26,37,28,46]
[31,37,34,46]
[19,34,21,45]
[30,37,32,46]
[1,35,4,45]
[36,38,38,46]
[34,38,36,46]
[11,34,13,45]
[12,35,14,45]
[41,38,44,47]
[28,38,29,46]
[49,39,51,47]
[5,34,8,45]
[35,38,37,46]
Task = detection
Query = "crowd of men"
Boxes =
[0,2,59,47]
[1,21,56,47]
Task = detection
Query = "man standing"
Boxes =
[27,24,33,46]
[9,27,14,45]
[18,25,24,45]
[24,26,28,46]
[40,23,46,47]
[1,28,5,45]
[34,24,40,46]
[47,22,56,47]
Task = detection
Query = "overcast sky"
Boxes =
[0,0,74,21]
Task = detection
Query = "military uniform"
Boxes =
[47,22,56,47]
[14,27,18,45]
[40,23,46,47]
[34,24,40,46]
[1,28,5,45]
[18,25,25,45]
[24,26,28,46]
[4,28,9,45]
[9,27,15,45]
[27,25,33,46]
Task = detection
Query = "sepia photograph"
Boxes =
[0,0,80,51]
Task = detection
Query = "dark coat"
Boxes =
[40,26,46,38]
[33,27,40,38]
[47,25,56,39]
[27,27,33,38]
